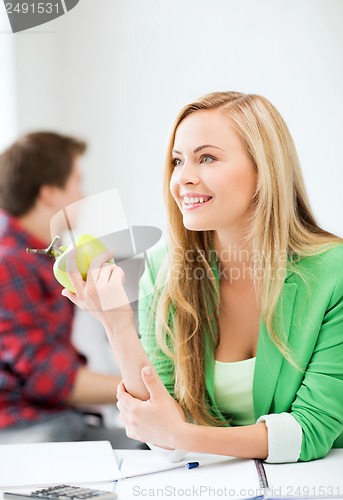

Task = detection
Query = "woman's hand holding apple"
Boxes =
[53,234,109,293]
[61,249,134,333]
[33,234,156,403]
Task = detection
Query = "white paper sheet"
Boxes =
[0,441,120,488]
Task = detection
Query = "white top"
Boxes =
[213,356,256,426]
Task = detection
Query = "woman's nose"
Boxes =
[176,161,200,185]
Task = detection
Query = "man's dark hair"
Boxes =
[0,131,87,216]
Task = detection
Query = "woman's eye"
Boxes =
[172,158,183,167]
[201,155,216,164]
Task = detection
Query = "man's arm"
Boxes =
[66,367,121,405]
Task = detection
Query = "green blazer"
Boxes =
[138,243,343,462]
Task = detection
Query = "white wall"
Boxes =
[11,0,343,237]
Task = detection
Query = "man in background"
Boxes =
[0,132,140,447]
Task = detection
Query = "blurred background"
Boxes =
[1,0,343,235]
[1,0,343,425]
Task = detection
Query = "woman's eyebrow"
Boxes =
[172,145,224,155]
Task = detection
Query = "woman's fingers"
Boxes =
[117,389,136,410]
[87,251,116,283]
[116,380,126,400]
[108,265,125,286]
[96,263,116,286]
[61,288,80,306]
[62,246,130,315]
[65,247,118,292]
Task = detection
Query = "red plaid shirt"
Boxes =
[0,209,86,429]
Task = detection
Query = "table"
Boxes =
[1,448,343,500]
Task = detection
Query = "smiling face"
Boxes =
[169,109,258,234]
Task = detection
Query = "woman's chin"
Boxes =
[183,219,214,232]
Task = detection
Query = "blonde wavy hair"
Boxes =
[148,91,343,426]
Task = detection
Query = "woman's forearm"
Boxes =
[173,421,268,459]
[105,314,152,401]
[62,264,152,401]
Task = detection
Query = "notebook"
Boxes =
[0,441,120,488]
[115,449,343,500]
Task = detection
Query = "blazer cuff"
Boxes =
[146,443,187,462]
[256,412,302,463]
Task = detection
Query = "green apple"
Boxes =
[53,234,111,293]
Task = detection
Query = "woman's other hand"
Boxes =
[116,366,187,448]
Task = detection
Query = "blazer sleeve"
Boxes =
[138,247,176,398]
[290,274,343,461]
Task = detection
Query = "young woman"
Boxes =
[62,91,343,463]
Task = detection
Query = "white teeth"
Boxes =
[183,196,211,205]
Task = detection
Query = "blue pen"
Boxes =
[118,461,200,480]
[113,457,123,493]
